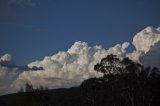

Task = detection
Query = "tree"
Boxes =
[80,78,99,106]
[81,54,160,106]
[121,57,143,75]
[94,54,122,75]
[25,83,34,92]
[18,88,24,93]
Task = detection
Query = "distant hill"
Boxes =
[0,87,81,106]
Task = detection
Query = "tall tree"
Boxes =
[94,54,122,75]
[25,83,34,92]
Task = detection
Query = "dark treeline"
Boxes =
[80,54,160,106]
[18,83,48,93]
[0,54,160,106]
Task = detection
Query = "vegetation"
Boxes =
[18,83,48,93]
[80,54,160,106]
[0,87,80,106]
[0,54,160,106]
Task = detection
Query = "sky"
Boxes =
[0,0,160,95]
[0,0,160,65]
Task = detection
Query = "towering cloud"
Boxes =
[0,26,160,95]
[12,41,129,91]
[133,26,160,53]
[128,26,160,66]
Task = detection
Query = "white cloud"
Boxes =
[12,41,129,91]
[127,50,142,62]
[132,26,160,53]
[128,26,160,67]
[0,54,12,61]
[0,54,43,95]
[0,54,21,95]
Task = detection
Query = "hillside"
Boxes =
[0,87,80,106]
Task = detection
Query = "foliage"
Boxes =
[94,54,122,75]
[1,87,80,106]
[81,54,160,106]
[18,83,48,93]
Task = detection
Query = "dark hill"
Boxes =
[0,87,81,106]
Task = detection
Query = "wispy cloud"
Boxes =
[0,0,37,8]
[0,0,37,18]
[0,22,51,33]
[9,0,37,7]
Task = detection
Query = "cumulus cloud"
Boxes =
[0,54,20,95]
[12,41,129,91]
[0,26,160,95]
[127,50,142,62]
[0,54,12,61]
[128,26,160,67]
[0,54,43,95]
[132,26,160,53]
[0,41,129,95]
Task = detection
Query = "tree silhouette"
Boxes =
[121,57,143,75]
[94,54,122,75]
[81,54,160,106]
[18,87,24,93]
[25,83,34,92]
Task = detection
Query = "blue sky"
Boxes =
[0,0,160,65]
